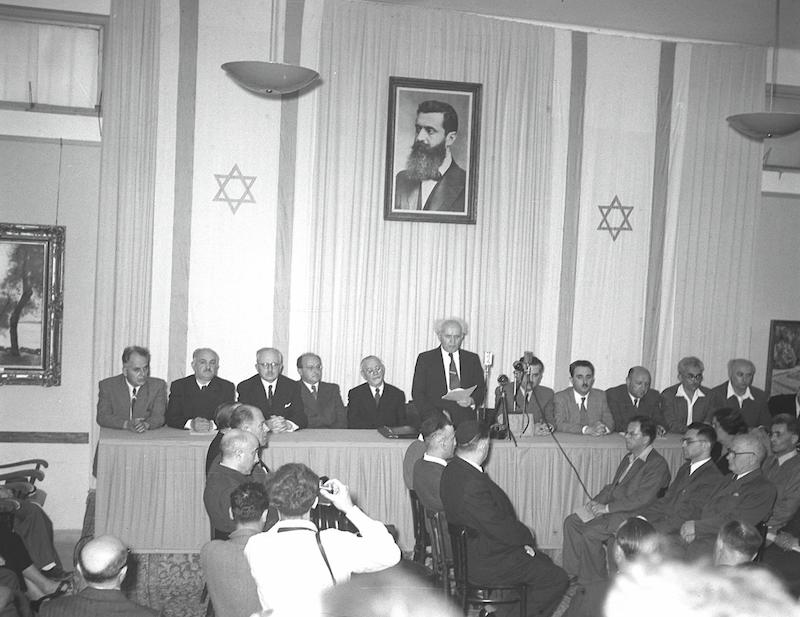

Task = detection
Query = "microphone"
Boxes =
[495,374,509,396]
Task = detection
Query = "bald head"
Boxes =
[221,429,259,458]
[79,535,129,587]
[626,366,652,399]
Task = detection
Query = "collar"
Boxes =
[273,519,317,532]
[676,384,705,402]
[631,444,653,463]
[260,376,278,389]
[628,392,639,405]
[371,383,385,395]
[778,450,798,466]
[124,378,140,396]
[422,453,448,467]
[302,381,318,392]
[735,469,756,481]
[440,347,459,362]
[458,455,483,473]
[573,389,590,405]
[438,153,453,177]
[689,457,711,474]
[727,382,754,402]
[196,378,212,389]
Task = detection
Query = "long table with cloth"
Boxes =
[95,427,684,553]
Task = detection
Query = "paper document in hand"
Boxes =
[442,385,477,402]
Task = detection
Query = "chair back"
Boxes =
[447,523,471,589]
[425,508,451,595]
[409,489,430,563]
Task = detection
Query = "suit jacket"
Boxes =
[553,388,613,434]
[769,394,799,418]
[413,458,446,512]
[299,381,347,428]
[204,461,268,538]
[347,382,406,428]
[403,440,426,491]
[604,385,665,433]
[707,382,771,428]
[394,160,466,212]
[694,468,777,536]
[440,456,534,584]
[38,586,158,617]
[640,459,724,534]
[498,382,554,424]
[200,528,261,617]
[236,374,308,429]
[411,347,486,426]
[593,448,671,515]
[165,375,235,428]
[660,384,713,434]
[763,453,800,532]
[96,374,167,429]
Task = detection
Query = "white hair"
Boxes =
[433,317,469,336]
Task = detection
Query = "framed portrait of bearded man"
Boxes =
[384,76,481,224]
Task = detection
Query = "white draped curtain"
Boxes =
[92,0,159,446]
[290,0,557,394]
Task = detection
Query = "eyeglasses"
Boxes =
[257,362,281,369]
[681,372,703,381]
[364,367,384,375]
[727,450,756,458]
[624,431,643,438]
[680,438,706,445]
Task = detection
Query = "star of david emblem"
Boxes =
[597,195,633,241]
[213,164,256,214]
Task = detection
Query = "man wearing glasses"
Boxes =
[347,356,407,428]
[661,356,713,433]
[679,432,776,559]
[639,423,724,534]
[237,347,307,432]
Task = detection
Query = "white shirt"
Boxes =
[689,457,712,475]
[244,508,400,617]
[459,456,484,473]
[778,450,798,466]
[440,347,461,391]
[371,383,384,398]
[726,382,754,407]
[259,376,278,395]
[419,153,453,207]
[676,384,706,425]
[422,453,447,467]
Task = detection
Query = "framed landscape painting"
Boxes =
[0,223,65,386]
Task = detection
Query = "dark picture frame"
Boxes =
[765,319,800,396]
[384,76,481,224]
[0,223,65,386]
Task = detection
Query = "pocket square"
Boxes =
[284,402,291,408]
[733,492,740,497]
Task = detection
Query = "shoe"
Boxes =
[31,579,71,612]
[42,566,71,581]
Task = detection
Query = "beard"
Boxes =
[404,140,446,182]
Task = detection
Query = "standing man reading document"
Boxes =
[411,318,486,427]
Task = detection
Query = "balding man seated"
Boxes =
[708,359,771,428]
[205,404,269,475]
[347,356,407,429]
[713,520,763,567]
[39,535,157,617]
[605,366,665,434]
[204,430,266,540]
[678,432,777,560]
[165,347,235,431]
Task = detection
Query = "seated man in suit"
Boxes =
[497,355,554,435]
[605,366,666,434]
[761,494,800,595]
[769,386,800,419]
[204,430,267,540]
[347,356,407,428]
[639,422,724,535]
[763,414,800,537]
[440,421,569,617]
[296,353,347,428]
[165,347,235,431]
[707,358,771,428]
[412,414,455,512]
[201,482,265,617]
[713,520,763,567]
[660,356,712,434]
[237,347,307,433]
[412,318,486,427]
[553,360,613,435]
[562,415,670,585]
[678,432,776,560]
[206,404,270,476]
[96,345,166,432]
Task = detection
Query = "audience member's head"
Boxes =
[714,520,763,566]
[454,421,491,465]
[214,401,241,431]
[624,416,656,455]
[230,481,269,527]
[612,517,660,571]
[682,422,716,462]
[727,433,766,474]
[421,414,455,459]
[267,463,320,519]
[220,429,260,474]
[711,407,748,446]
[78,535,131,590]
[604,560,800,617]
[769,413,800,457]
[229,404,268,446]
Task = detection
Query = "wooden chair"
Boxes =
[408,489,430,564]
[448,523,527,616]
[424,508,453,596]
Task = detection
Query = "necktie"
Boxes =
[448,353,460,390]
[579,396,588,424]
[131,387,138,419]
[312,384,318,400]
[201,384,208,391]
[268,385,273,402]
[633,398,639,408]
[374,387,381,407]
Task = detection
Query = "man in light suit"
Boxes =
[296,353,347,428]
[605,366,666,434]
[707,358,771,428]
[562,415,671,584]
[166,347,235,431]
[440,421,569,617]
[394,100,466,213]
[497,355,554,435]
[553,360,613,435]
[679,432,776,560]
[639,422,724,534]
[96,345,166,432]
[660,356,713,434]
[236,347,307,433]
[411,318,486,427]
[347,356,407,428]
